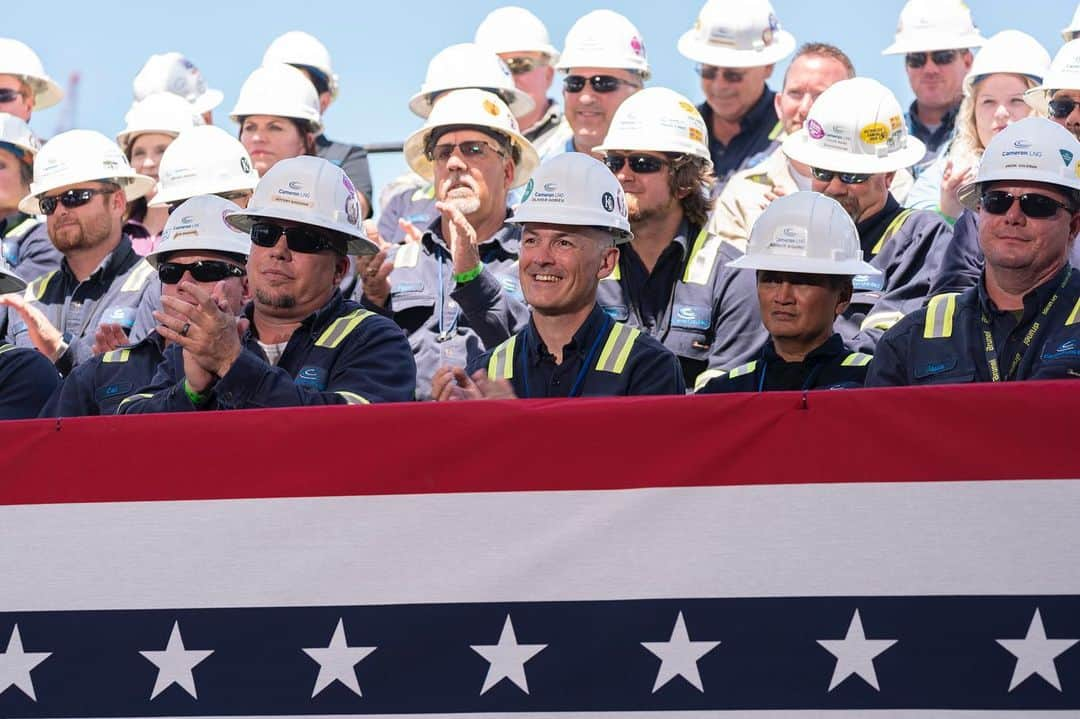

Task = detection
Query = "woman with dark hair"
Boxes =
[230,63,321,177]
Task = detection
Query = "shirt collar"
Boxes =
[243,288,346,340]
[525,303,610,366]
[762,333,846,364]
[907,99,960,133]
[422,213,520,255]
[977,264,1073,318]
[855,194,902,249]
[59,235,135,284]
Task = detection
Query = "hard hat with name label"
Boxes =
[0,112,40,161]
[229,63,322,133]
[963,30,1050,95]
[594,87,711,164]
[510,153,632,242]
[782,77,926,174]
[1024,39,1080,114]
[145,195,251,268]
[408,43,534,119]
[0,254,26,294]
[116,93,205,151]
[1063,5,1080,43]
[0,38,63,110]
[728,191,879,276]
[555,10,650,80]
[882,0,985,55]
[18,130,155,215]
[957,117,1080,210]
[225,155,377,256]
[475,7,560,63]
[150,125,259,207]
[263,31,339,100]
[133,52,222,115]
[403,88,539,189]
[678,0,795,69]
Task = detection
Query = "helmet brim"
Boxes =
[782,131,927,175]
[676,30,796,69]
[225,206,379,256]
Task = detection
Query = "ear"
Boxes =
[240,276,252,302]
[1069,209,1080,241]
[763,63,775,80]
[596,245,619,280]
[318,91,332,115]
[882,171,897,190]
[333,254,350,284]
[111,188,128,214]
[773,89,783,118]
[835,283,853,317]
[503,157,516,187]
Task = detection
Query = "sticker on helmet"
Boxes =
[860,123,889,145]
[482,99,501,117]
[521,178,534,203]
[616,189,627,217]
[345,193,359,226]
[807,119,825,140]
[602,192,615,212]
[679,101,697,115]
[689,127,704,143]
[889,115,903,131]
[630,36,645,57]
[1063,149,1076,166]
[768,225,808,254]
[240,157,252,173]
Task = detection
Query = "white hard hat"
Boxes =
[408,43,534,119]
[881,0,985,55]
[728,191,880,276]
[963,30,1050,95]
[0,112,40,160]
[957,117,1080,211]
[1063,5,1080,42]
[1024,39,1080,114]
[403,88,539,189]
[116,93,205,151]
[782,77,926,175]
[594,87,711,164]
[0,254,26,294]
[475,7,560,63]
[18,130,155,215]
[230,63,322,133]
[133,52,222,115]
[145,195,251,268]
[262,31,339,100]
[555,10,650,80]
[225,155,377,256]
[150,125,259,207]
[510,153,632,242]
[0,38,63,110]
[677,0,795,69]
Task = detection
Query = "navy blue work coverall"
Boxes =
[40,332,165,416]
[696,334,871,393]
[0,343,60,419]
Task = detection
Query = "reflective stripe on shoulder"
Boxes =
[682,228,717,285]
[871,208,916,256]
[693,367,727,392]
[102,349,131,363]
[394,242,421,269]
[336,391,370,405]
[1066,297,1080,326]
[923,293,960,339]
[860,311,905,332]
[728,360,758,378]
[25,270,57,301]
[487,335,517,380]
[315,309,374,349]
[841,352,873,367]
[120,260,155,292]
[0,343,14,355]
[595,322,640,374]
[410,184,435,202]
[767,120,783,141]
[117,393,153,411]
[8,217,40,237]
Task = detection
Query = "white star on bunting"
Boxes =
[470,614,547,694]
[139,621,214,700]
[0,625,51,701]
[302,618,377,697]
[641,611,721,693]
[818,609,897,691]
[997,608,1078,691]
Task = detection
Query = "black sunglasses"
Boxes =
[425,140,505,164]
[811,167,871,185]
[158,260,246,285]
[0,88,27,104]
[250,221,341,254]
[604,153,669,174]
[695,64,747,83]
[505,56,545,75]
[39,187,117,215]
[905,50,959,69]
[980,190,1074,219]
[1049,97,1080,120]
[563,74,639,94]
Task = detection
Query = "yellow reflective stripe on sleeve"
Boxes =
[728,360,758,378]
[871,209,915,256]
[7,218,39,237]
[693,367,727,392]
[394,241,421,269]
[102,349,131,363]
[923,293,959,339]
[117,393,154,411]
[601,263,621,281]
[841,352,873,367]
[767,120,783,141]
[0,343,14,355]
[595,322,640,374]
[315,309,374,349]
[860,311,906,332]
[25,270,57,301]
[121,260,155,292]
[1066,297,1080,326]
[487,335,517,380]
[410,184,435,201]
[336,391,370,405]
[682,228,717,285]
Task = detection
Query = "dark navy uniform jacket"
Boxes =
[867,265,1080,386]
[471,304,685,397]
[356,218,528,400]
[1,212,62,283]
[699,87,782,190]
[316,134,374,218]
[118,290,415,412]
[40,332,165,417]
[696,334,872,393]
[596,221,764,388]
[0,343,60,419]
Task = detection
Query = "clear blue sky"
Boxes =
[7,0,1076,211]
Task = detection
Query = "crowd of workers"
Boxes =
[2,0,1080,418]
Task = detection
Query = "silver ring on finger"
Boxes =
[180,322,191,337]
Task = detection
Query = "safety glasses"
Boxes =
[0,88,28,104]
[905,50,959,69]
[504,56,545,75]
[425,140,505,164]
[39,187,116,215]
[603,153,669,174]
[811,167,871,185]
[695,65,747,83]
[249,221,340,254]
[980,190,1074,219]
[563,74,640,94]
[1049,97,1080,119]
[158,260,246,285]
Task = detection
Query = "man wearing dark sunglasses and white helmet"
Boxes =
[781,77,951,353]
[869,117,1080,385]
[1025,40,1080,143]
[882,0,984,174]
[42,195,250,416]
[119,156,415,412]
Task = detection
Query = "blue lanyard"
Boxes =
[756,346,825,392]
[521,315,613,399]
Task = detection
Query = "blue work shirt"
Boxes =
[40,332,165,417]
[697,334,871,393]
[906,100,959,177]
[0,342,60,419]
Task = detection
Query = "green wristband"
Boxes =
[183,378,209,406]
[453,262,484,285]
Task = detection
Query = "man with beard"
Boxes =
[780,77,951,353]
[0,130,158,375]
[593,87,764,388]
[353,89,538,400]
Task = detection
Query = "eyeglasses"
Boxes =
[0,88,28,104]
[39,187,117,215]
[158,260,246,285]
[166,190,252,215]
[425,140,505,164]
[980,190,1074,219]
[905,50,960,69]
[504,56,546,75]
[603,153,670,174]
[695,65,747,83]
[811,167,871,185]
[563,74,640,94]
[1049,97,1080,119]
[249,221,341,254]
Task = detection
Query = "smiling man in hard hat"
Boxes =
[697,192,877,393]
[0,257,58,418]
[432,153,684,400]
[0,38,63,123]
[869,118,1080,386]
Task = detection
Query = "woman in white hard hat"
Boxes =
[231,64,321,178]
